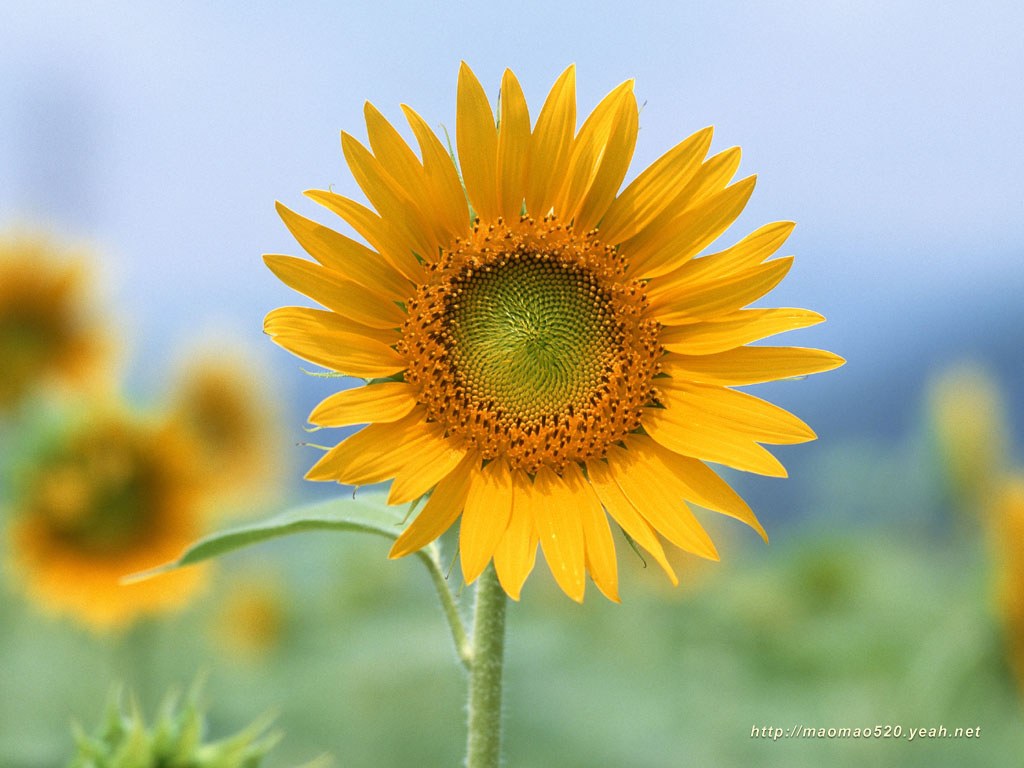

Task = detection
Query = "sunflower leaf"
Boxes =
[125,494,407,582]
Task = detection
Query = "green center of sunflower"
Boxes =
[0,306,62,407]
[32,431,159,556]
[447,255,616,420]
[400,216,663,474]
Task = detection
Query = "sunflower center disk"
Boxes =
[451,257,610,418]
[36,434,157,555]
[401,217,663,474]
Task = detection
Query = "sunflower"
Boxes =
[169,351,284,511]
[265,64,843,602]
[6,406,207,631]
[927,363,1008,509]
[0,234,109,411]
[210,570,288,661]
[992,477,1024,695]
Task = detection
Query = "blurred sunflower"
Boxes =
[991,477,1024,695]
[210,571,288,661]
[0,234,110,411]
[169,351,284,511]
[6,406,208,632]
[927,363,1008,509]
[265,63,843,602]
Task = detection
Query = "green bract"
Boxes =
[69,684,280,768]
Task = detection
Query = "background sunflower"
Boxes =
[0,234,112,412]
[6,405,209,632]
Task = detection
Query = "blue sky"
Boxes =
[2,0,1022,438]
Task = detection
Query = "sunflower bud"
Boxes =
[69,683,281,768]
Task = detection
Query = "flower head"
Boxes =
[0,234,110,411]
[210,571,289,661]
[6,405,208,631]
[927,362,1008,509]
[169,350,284,511]
[265,64,843,601]
[991,477,1024,695]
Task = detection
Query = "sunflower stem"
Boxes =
[416,546,472,669]
[116,617,158,711]
[465,565,507,768]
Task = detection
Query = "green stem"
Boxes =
[415,545,472,669]
[117,617,157,710]
[465,566,507,768]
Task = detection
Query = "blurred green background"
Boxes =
[2,1,1023,765]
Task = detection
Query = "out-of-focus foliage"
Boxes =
[2,474,1023,766]
[69,683,280,768]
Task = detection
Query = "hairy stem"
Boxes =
[465,566,507,768]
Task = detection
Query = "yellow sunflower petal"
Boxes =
[492,471,539,600]
[364,102,423,178]
[307,381,417,427]
[659,308,825,354]
[401,104,472,237]
[457,62,500,223]
[496,69,532,222]
[650,256,793,325]
[585,458,679,584]
[677,146,743,207]
[606,444,719,560]
[625,434,767,541]
[388,437,469,506]
[662,346,846,386]
[389,452,477,558]
[354,110,458,250]
[557,80,638,231]
[642,405,788,477]
[263,254,406,329]
[598,126,713,244]
[304,408,436,484]
[460,458,513,584]
[651,221,796,293]
[563,463,619,602]
[618,146,742,264]
[363,102,448,246]
[626,175,757,279]
[533,465,587,602]
[263,307,403,377]
[575,87,639,232]
[305,190,424,281]
[660,380,817,445]
[274,202,412,299]
[525,65,576,217]
[341,133,439,260]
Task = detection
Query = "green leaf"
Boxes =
[126,494,408,583]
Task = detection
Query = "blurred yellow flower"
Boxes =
[169,352,284,511]
[927,362,1008,508]
[265,63,843,602]
[211,572,288,660]
[991,477,1024,695]
[0,234,111,411]
[6,407,208,632]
